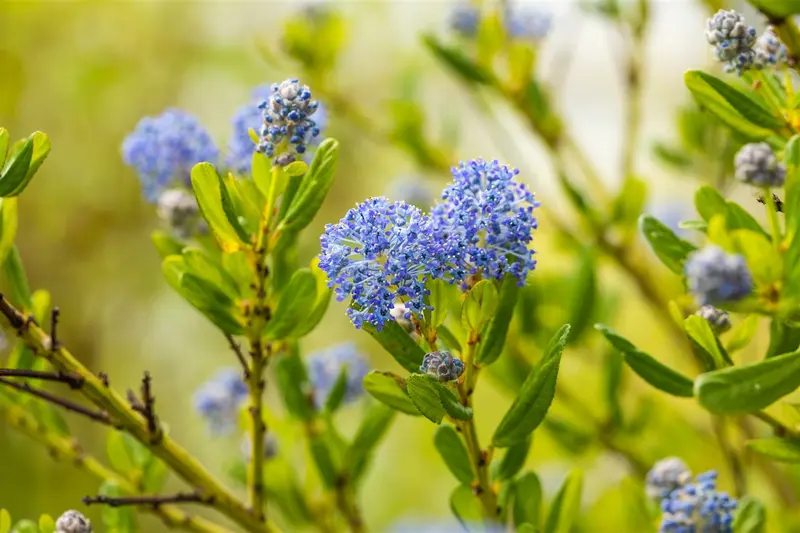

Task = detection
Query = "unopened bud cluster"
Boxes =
[420,351,465,382]
[734,142,786,188]
[256,78,321,164]
[56,510,92,533]
[706,10,788,74]
[696,305,732,334]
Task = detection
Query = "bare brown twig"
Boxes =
[0,377,114,426]
[82,492,214,508]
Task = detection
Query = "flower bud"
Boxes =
[734,142,786,187]
[56,510,92,533]
[420,351,465,382]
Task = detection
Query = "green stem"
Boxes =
[0,403,234,533]
[765,187,782,253]
[335,482,366,533]
[620,5,647,182]
[247,339,268,521]
[753,410,800,439]
[0,297,278,533]
[712,416,747,498]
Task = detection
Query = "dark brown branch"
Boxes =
[225,335,250,379]
[82,492,214,508]
[0,368,83,389]
[141,371,161,443]
[0,377,114,426]
[0,294,25,330]
[50,307,61,352]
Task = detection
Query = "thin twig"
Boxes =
[82,492,214,508]
[50,307,61,352]
[225,334,250,379]
[141,371,162,443]
[0,368,83,389]
[0,377,113,426]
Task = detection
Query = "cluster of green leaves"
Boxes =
[0,510,58,533]
[0,129,50,198]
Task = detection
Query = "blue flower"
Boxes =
[684,246,753,305]
[754,27,789,68]
[646,457,692,501]
[226,84,274,176]
[122,109,219,202]
[659,470,737,532]
[256,78,322,164]
[306,342,370,408]
[193,368,248,435]
[386,175,434,210]
[420,351,465,382]
[705,10,758,74]
[430,158,539,286]
[319,197,436,330]
[505,4,552,41]
[450,2,480,38]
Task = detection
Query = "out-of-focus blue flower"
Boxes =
[122,109,218,202]
[193,368,248,435]
[684,246,753,305]
[646,457,692,501]
[319,197,437,330]
[659,470,737,532]
[226,84,274,176]
[256,78,322,164]
[306,342,370,408]
[734,142,786,187]
[450,1,480,38]
[505,4,552,41]
[240,432,279,461]
[386,175,435,210]
[430,158,539,287]
[754,27,789,68]
[420,351,464,382]
[705,10,758,74]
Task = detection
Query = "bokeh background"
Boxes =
[1,1,795,531]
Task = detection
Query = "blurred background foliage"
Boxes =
[1,0,798,531]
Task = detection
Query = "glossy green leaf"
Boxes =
[684,315,730,369]
[733,497,766,533]
[747,437,800,463]
[309,435,338,488]
[3,246,31,310]
[695,186,728,222]
[477,276,520,365]
[264,268,317,339]
[434,425,474,484]
[596,324,695,397]
[38,515,54,533]
[361,318,425,373]
[0,136,31,197]
[492,325,570,447]
[182,248,240,298]
[191,163,246,253]
[279,139,339,232]
[426,278,450,329]
[462,279,499,332]
[513,472,543,528]
[438,385,473,421]
[725,315,759,353]
[565,249,596,342]
[151,230,184,259]
[283,161,308,177]
[324,367,349,413]
[251,151,271,197]
[13,132,51,196]
[639,215,696,274]
[543,469,583,533]
[362,371,421,416]
[450,484,484,527]
[766,320,800,358]
[423,35,496,86]
[345,403,396,484]
[406,374,446,424]
[684,70,779,140]
[726,202,766,236]
[696,348,800,414]
[226,177,262,234]
[274,348,313,421]
[0,198,18,271]
[494,434,531,481]
[0,129,8,168]
[107,430,137,475]
[750,0,800,18]
[691,71,783,129]
[730,229,781,285]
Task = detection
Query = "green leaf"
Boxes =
[308,435,338,489]
[151,230,184,259]
[438,385,473,421]
[604,350,624,429]
[565,249,597,342]
[38,515,54,533]
[279,139,339,233]
[725,315,759,353]
[0,198,18,271]
[513,472,543,528]
[684,70,780,140]
[766,320,800,358]
[345,403,396,484]
[492,325,570,447]
[747,437,800,463]
[283,161,308,177]
[494,434,531,481]
[733,497,766,533]
[4,246,31,310]
[191,163,246,253]
[596,324,695,397]
[406,374,446,424]
[750,0,800,18]
[726,202,766,236]
[107,430,137,475]
[0,129,8,168]
[251,151,271,197]
[477,277,520,365]
[182,248,240,298]
[434,425,474,484]
[288,259,332,338]
[324,367,349,413]
[695,348,800,414]
[361,318,425,373]
[426,278,450,329]
[274,348,313,420]
[517,525,537,533]
[450,484,484,527]
[684,315,731,369]
[462,279,499,331]
[422,35,496,86]
[9,520,37,533]
[142,456,169,493]
[99,481,136,533]
[362,371,421,416]
[543,469,583,533]
[0,510,9,533]
[264,268,317,340]
[0,136,32,197]
[639,215,696,274]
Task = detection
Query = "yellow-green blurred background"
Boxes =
[2,1,797,532]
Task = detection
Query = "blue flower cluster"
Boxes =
[734,142,786,188]
[450,2,480,38]
[256,78,322,163]
[431,159,539,285]
[684,246,753,305]
[504,4,552,41]
[307,342,370,408]
[659,470,737,532]
[420,351,465,382]
[122,109,219,202]
[319,197,435,330]
[193,368,248,435]
[754,27,789,68]
[705,10,789,74]
[320,159,539,329]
